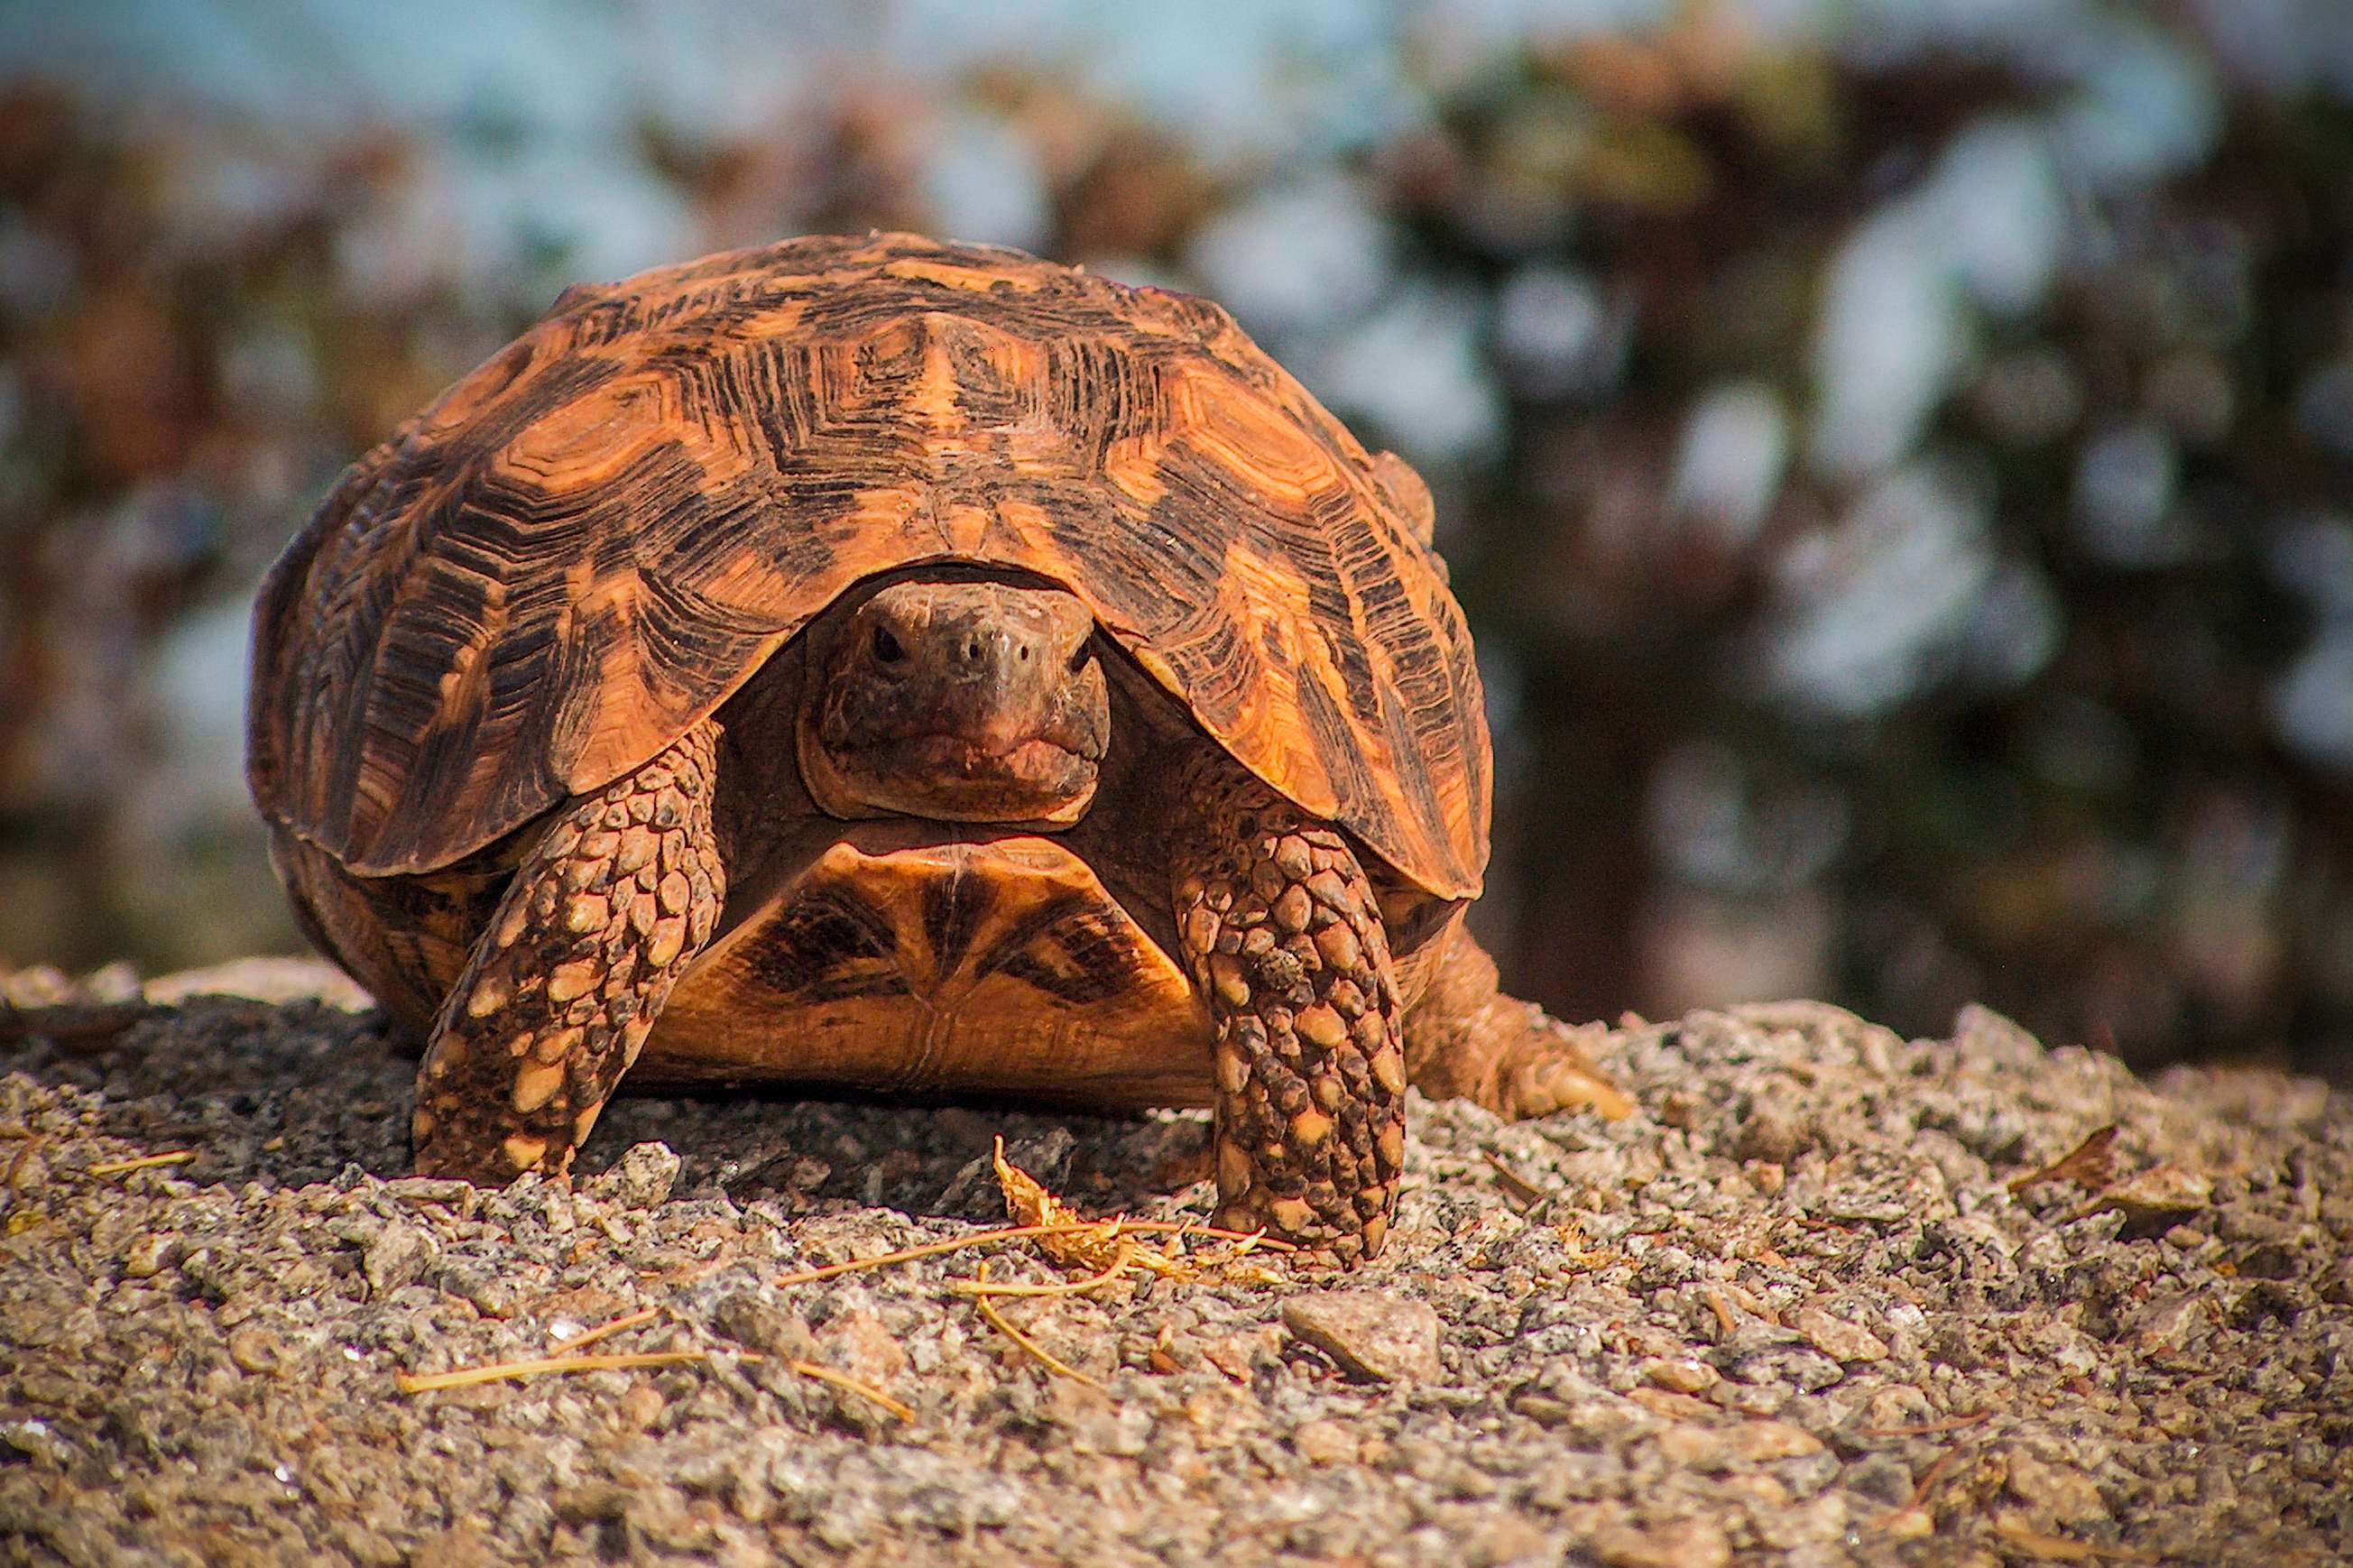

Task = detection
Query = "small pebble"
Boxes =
[1282,1290,1444,1384]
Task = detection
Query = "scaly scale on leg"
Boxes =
[1169,754,1407,1264]
[411,721,726,1183]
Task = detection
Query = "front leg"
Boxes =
[412,721,725,1185]
[1168,754,1406,1265]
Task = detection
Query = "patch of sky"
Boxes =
[2266,515,2353,619]
[890,0,1417,168]
[1185,178,1394,340]
[1807,199,1968,480]
[1494,263,1629,401]
[1308,283,1505,466]
[1808,115,2064,478]
[1668,382,1790,549]
[2048,16,2221,187]
[2070,420,2189,567]
[2190,0,2353,98]
[1406,0,1672,97]
[1763,461,1996,716]
[921,110,1054,254]
[2273,630,2353,772]
[1647,742,1849,894]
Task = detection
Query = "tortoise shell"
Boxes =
[247,232,1490,899]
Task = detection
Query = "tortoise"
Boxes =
[247,232,1624,1263]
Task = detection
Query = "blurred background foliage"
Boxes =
[2,1,2351,1076]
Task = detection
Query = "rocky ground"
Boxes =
[1,963,2348,1566]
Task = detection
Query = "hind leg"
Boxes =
[411,722,726,1184]
[270,828,509,1038]
[1405,924,1631,1121]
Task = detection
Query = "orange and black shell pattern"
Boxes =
[247,232,1490,899]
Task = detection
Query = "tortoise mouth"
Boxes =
[826,732,1101,823]
[874,731,1095,780]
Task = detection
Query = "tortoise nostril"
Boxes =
[872,624,906,664]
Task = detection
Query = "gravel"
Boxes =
[3,969,2348,1566]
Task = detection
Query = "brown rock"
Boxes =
[1642,1357,1719,1394]
[815,1306,909,1387]
[1292,1418,1360,1464]
[1795,1306,1889,1363]
[1590,1517,1730,1568]
[1282,1290,1444,1383]
[2005,1450,2109,1526]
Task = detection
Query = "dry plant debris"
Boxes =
[2007,1125,2120,1194]
[393,1136,1274,1411]
[82,1148,196,1177]
[2005,1122,2219,1231]
[964,1261,1107,1394]
[955,1138,1283,1391]
[394,1347,914,1421]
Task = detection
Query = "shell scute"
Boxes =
[250,233,1489,897]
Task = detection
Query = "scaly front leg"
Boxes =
[412,721,725,1184]
[1168,753,1407,1264]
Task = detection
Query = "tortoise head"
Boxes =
[797,571,1110,826]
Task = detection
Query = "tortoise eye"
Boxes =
[872,625,906,664]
